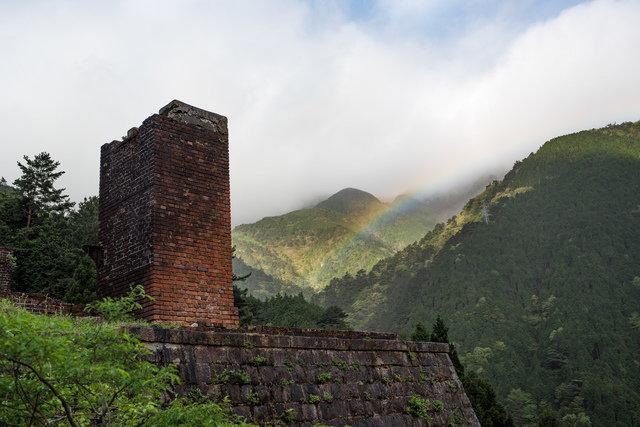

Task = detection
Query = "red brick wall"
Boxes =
[98,100,238,328]
[0,247,13,292]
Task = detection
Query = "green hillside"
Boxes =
[233,188,402,293]
[315,121,640,425]
[232,184,487,297]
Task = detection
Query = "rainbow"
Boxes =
[314,153,507,286]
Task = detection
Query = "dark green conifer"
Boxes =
[13,152,74,231]
[430,314,464,378]
[410,322,430,341]
[462,371,515,427]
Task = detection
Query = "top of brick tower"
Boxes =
[158,99,228,135]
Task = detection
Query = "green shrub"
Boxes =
[145,396,253,426]
[229,369,251,385]
[0,297,255,426]
[317,372,332,383]
[280,378,294,386]
[84,284,151,322]
[332,359,350,371]
[279,408,297,425]
[212,369,251,385]
[250,355,268,366]
[407,395,433,422]
[246,390,259,406]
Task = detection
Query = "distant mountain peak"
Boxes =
[315,188,383,215]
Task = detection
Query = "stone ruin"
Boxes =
[97,100,238,328]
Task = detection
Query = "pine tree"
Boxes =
[410,322,430,341]
[431,314,464,377]
[13,152,74,231]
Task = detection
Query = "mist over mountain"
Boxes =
[232,180,490,298]
[314,120,640,424]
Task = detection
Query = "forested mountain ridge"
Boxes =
[232,184,489,297]
[315,121,640,425]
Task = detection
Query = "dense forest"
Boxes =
[313,121,640,425]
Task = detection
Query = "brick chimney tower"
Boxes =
[97,100,238,328]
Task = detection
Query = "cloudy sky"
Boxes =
[1,0,639,226]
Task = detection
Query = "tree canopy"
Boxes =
[1,154,97,303]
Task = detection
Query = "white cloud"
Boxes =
[0,0,638,226]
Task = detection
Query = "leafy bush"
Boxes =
[280,378,294,386]
[246,390,259,406]
[279,408,296,425]
[407,395,433,422]
[212,369,251,385]
[317,372,332,383]
[0,297,255,426]
[84,284,151,322]
[145,396,252,426]
[331,358,349,371]
[250,355,268,366]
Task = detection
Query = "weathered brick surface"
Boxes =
[130,327,480,427]
[0,247,13,292]
[97,100,238,327]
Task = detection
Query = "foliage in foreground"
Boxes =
[0,294,254,426]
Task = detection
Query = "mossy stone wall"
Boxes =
[129,327,480,426]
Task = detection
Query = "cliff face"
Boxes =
[130,327,480,426]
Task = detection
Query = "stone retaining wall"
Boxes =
[129,327,480,427]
